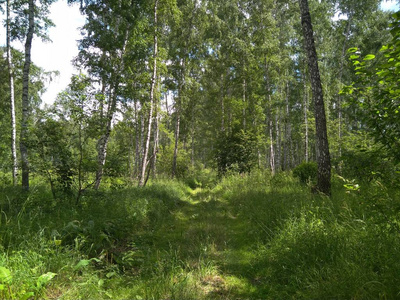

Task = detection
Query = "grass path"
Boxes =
[126,187,262,299]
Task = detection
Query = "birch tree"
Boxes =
[6,0,18,186]
[20,0,35,191]
[138,0,159,187]
[299,0,331,195]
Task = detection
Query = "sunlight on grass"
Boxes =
[1,171,400,299]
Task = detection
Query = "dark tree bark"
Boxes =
[20,0,35,191]
[299,0,331,195]
[302,69,309,163]
[220,73,225,133]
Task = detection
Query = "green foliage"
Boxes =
[343,11,400,162]
[1,173,400,298]
[33,114,74,195]
[0,266,12,298]
[341,147,399,184]
[293,161,318,184]
[184,165,218,189]
[215,128,257,176]
[157,144,192,179]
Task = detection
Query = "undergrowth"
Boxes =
[0,171,399,299]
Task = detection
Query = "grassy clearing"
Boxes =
[1,171,400,299]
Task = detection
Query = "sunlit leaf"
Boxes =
[0,267,12,284]
[348,47,358,53]
[37,272,57,289]
[363,54,375,61]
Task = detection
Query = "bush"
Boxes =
[293,161,318,184]
[340,148,399,184]
[184,166,218,189]
[215,127,257,176]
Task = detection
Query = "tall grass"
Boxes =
[0,171,399,299]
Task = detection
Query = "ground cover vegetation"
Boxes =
[1,0,400,298]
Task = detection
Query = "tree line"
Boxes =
[0,0,398,199]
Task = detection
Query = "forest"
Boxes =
[0,0,400,298]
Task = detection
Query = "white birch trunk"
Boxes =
[6,0,17,186]
[139,0,158,187]
[172,58,185,179]
[264,59,275,175]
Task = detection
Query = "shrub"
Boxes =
[293,161,318,184]
[215,127,257,176]
[340,148,399,184]
[184,166,218,189]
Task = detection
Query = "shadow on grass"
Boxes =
[130,185,311,299]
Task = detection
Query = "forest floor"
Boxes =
[1,171,400,299]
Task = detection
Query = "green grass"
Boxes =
[1,171,400,299]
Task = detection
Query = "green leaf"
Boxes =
[380,45,389,51]
[98,279,105,287]
[74,259,91,270]
[363,54,376,61]
[74,258,100,271]
[0,267,12,284]
[37,272,57,289]
[106,271,117,278]
[20,292,35,300]
[350,54,359,60]
[348,47,358,53]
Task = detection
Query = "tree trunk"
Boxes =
[6,0,17,186]
[152,105,159,177]
[269,119,275,174]
[275,111,281,171]
[94,84,117,189]
[20,0,35,191]
[172,58,185,179]
[303,69,309,163]
[299,0,331,195]
[264,59,275,175]
[94,19,129,189]
[139,0,158,187]
[134,100,141,180]
[220,74,225,133]
[284,80,291,170]
[171,101,181,178]
[191,105,195,167]
[243,78,246,131]
[76,109,84,205]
